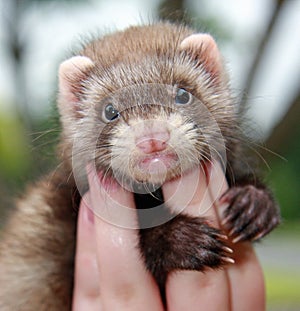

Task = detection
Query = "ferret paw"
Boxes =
[165,218,234,268]
[220,185,280,243]
[141,215,234,287]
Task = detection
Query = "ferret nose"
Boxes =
[136,131,170,154]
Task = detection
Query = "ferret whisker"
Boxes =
[30,139,59,151]
[29,128,60,140]
[249,141,286,162]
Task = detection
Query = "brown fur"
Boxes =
[0,168,78,310]
[0,22,280,310]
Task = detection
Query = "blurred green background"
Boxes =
[0,0,299,310]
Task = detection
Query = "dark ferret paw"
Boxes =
[141,215,235,288]
[220,185,280,243]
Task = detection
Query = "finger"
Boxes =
[163,167,231,311]
[208,161,266,311]
[72,195,102,311]
[226,243,266,311]
[206,161,229,225]
[87,167,164,311]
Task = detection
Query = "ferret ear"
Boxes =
[180,34,223,81]
[58,56,94,118]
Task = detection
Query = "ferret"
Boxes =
[0,22,280,310]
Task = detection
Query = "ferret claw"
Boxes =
[214,232,228,240]
[221,256,235,264]
[221,217,230,226]
[222,246,233,254]
[232,235,244,244]
[228,228,235,236]
[252,231,266,242]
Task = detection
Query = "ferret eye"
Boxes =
[175,88,192,105]
[104,104,120,122]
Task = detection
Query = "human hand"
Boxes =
[72,162,265,311]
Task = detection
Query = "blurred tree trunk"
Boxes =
[265,91,300,155]
[240,0,287,115]
[6,0,32,132]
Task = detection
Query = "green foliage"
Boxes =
[28,104,61,179]
[0,113,31,179]
[267,131,300,220]
[261,223,300,309]
[265,268,300,307]
[268,161,300,219]
[0,98,60,194]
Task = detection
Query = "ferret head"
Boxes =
[57,23,237,188]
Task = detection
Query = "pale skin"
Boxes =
[72,162,265,311]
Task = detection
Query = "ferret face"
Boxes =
[90,83,215,185]
[58,24,237,187]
